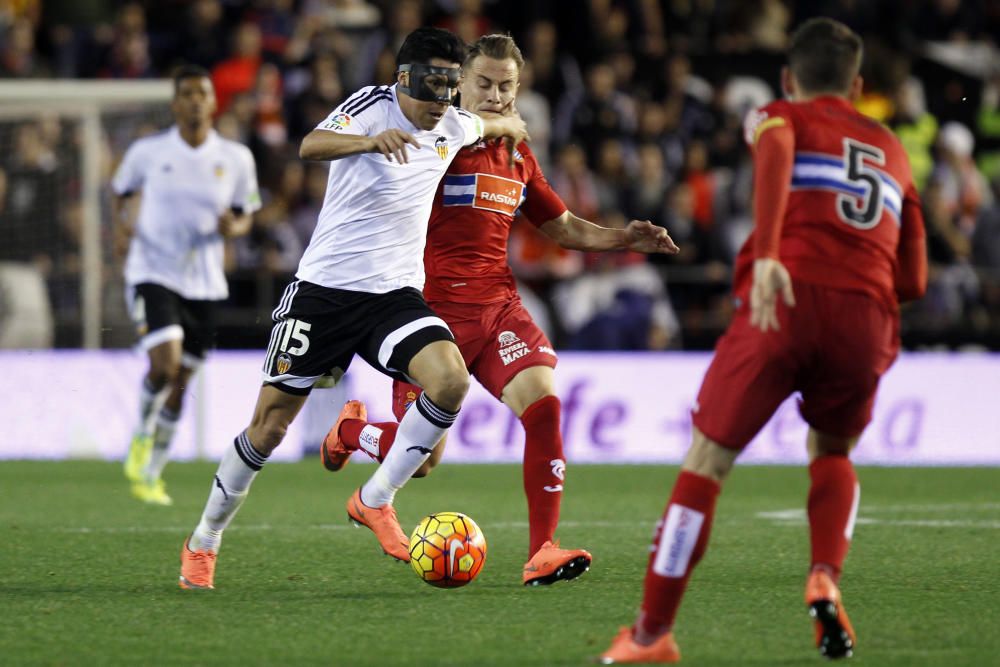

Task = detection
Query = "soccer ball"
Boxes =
[409,512,487,588]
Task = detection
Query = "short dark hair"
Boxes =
[464,33,524,70]
[172,64,212,95]
[787,18,862,95]
[396,27,466,69]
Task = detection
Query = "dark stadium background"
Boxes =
[1,0,998,351]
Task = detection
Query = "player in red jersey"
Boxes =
[597,19,928,664]
[321,33,679,586]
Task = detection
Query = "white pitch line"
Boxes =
[756,506,1000,529]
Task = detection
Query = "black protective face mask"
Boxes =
[397,64,460,103]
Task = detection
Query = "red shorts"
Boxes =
[391,296,557,419]
[693,283,900,450]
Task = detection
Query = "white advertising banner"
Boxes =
[1,351,997,465]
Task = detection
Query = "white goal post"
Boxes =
[0,80,173,348]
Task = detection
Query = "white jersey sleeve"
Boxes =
[110,140,150,195]
[454,108,484,147]
[315,85,393,137]
[231,146,262,213]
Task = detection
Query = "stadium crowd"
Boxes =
[2,0,999,350]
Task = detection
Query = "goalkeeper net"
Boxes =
[0,80,172,349]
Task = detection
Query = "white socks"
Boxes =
[190,431,268,553]
[361,393,457,507]
[145,407,179,481]
[137,377,168,438]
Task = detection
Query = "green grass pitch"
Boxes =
[2,461,997,666]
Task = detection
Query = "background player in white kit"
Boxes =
[178,27,528,590]
[113,65,260,506]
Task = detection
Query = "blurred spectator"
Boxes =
[0,122,62,271]
[98,4,153,79]
[514,61,552,172]
[593,138,629,215]
[316,0,383,91]
[623,142,670,229]
[522,20,580,105]
[290,162,329,250]
[287,52,345,139]
[911,0,978,42]
[436,0,492,44]
[977,71,1000,183]
[555,61,636,162]
[41,0,116,77]
[231,157,303,276]
[648,54,717,160]
[212,22,263,114]
[716,0,790,53]
[934,121,993,235]
[248,0,298,64]
[552,213,680,351]
[370,0,421,86]
[972,179,1000,333]
[890,77,939,191]
[252,61,287,150]
[1,16,48,76]
[176,0,227,70]
[0,0,40,28]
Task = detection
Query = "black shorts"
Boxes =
[261,281,454,395]
[127,283,218,361]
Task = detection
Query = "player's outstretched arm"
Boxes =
[299,128,420,164]
[538,212,680,254]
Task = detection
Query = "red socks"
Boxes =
[807,455,859,582]
[520,395,564,557]
[632,456,857,640]
[637,470,721,639]
[339,420,398,463]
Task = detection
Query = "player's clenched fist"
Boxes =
[481,114,530,166]
[624,220,680,254]
[369,129,421,164]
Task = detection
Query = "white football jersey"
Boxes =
[111,127,261,300]
[296,84,484,293]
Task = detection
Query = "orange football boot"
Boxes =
[346,488,409,562]
[178,536,217,590]
[321,400,367,472]
[805,569,857,659]
[598,626,681,664]
[522,539,592,586]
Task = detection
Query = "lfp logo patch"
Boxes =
[324,112,352,131]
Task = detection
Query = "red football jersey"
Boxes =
[422,139,567,304]
[738,96,924,310]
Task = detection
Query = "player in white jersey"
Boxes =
[178,27,529,590]
[112,65,260,506]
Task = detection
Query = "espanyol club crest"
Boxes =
[276,353,292,375]
[498,330,520,346]
[435,136,449,160]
